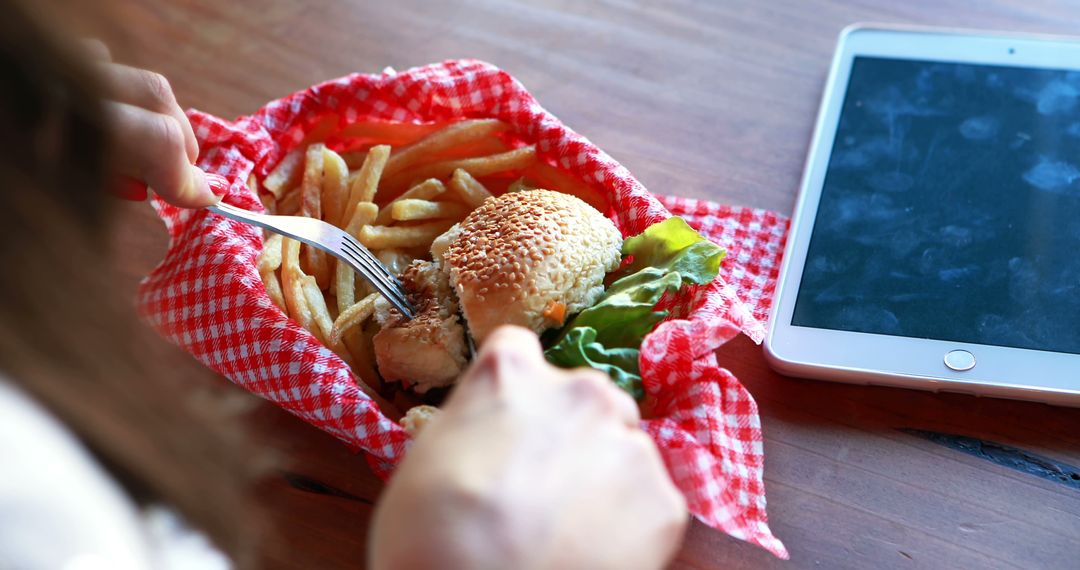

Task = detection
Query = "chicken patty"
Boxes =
[373,260,468,393]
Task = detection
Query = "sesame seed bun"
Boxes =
[437,189,623,344]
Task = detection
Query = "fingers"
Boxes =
[106,101,216,208]
[627,428,689,543]
[81,38,112,62]
[457,325,640,427]
[624,437,689,570]
[452,325,543,397]
[565,369,642,427]
[86,42,207,208]
[97,63,198,163]
[480,326,544,367]
[625,429,685,508]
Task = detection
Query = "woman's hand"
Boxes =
[369,326,688,570]
[86,40,217,208]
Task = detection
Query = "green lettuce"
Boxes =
[543,328,643,399]
[543,217,725,399]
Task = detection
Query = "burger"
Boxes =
[372,188,725,399]
[372,189,622,391]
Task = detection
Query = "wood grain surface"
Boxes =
[50,0,1080,568]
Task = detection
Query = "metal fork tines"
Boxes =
[207,202,415,319]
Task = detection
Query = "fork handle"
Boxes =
[206,202,271,231]
[205,202,315,248]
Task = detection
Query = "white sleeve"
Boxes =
[0,379,154,570]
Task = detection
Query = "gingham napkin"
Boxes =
[136,60,790,558]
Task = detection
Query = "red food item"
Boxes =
[136,60,790,558]
[543,301,567,326]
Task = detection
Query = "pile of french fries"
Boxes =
[249,118,606,412]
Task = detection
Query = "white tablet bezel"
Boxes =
[764,24,1080,406]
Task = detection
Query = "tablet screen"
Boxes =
[792,56,1080,355]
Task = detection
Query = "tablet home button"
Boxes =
[944,350,976,372]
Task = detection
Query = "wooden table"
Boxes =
[57,0,1080,567]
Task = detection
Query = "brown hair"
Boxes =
[0,1,262,565]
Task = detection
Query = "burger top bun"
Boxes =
[435,189,623,344]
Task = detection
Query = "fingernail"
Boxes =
[188,166,221,205]
[205,172,230,197]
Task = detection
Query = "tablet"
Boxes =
[765,24,1080,406]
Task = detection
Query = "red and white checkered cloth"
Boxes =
[136,60,790,558]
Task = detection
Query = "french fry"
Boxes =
[344,145,390,224]
[382,119,508,178]
[260,269,287,312]
[354,276,374,302]
[334,260,356,314]
[302,276,359,369]
[263,149,305,198]
[338,120,452,147]
[343,202,380,238]
[343,323,401,420]
[263,114,340,197]
[277,186,301,215]
[257,186,277,239]
[257,233,284,273]
[281,238,319,340]
[301,144,325,217]
[391,199,469,222]
[525,160,609,212]
[359,220,457,250]
[448,168,494,208]
[330,293,379,345]
[302,275,336,345]
[258,192,277,215]
[381,145,536,196]
[334,202,380,313]
[343,323,381,388]
[432,136,509,161]
[300,114,340,147]
[321,147,349,228]
[373,179,447,225]
[303,245,332,291]
[300,144,331,288]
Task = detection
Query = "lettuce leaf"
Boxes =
[617,215,726,285]
[543,217,725,399]
[544,327,644,399]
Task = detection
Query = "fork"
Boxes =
[207,201,416,319]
